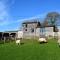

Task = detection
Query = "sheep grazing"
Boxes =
[57,39,60,47]
[57,32,60,47]
[38,38,47,44]
[16,39,20,45]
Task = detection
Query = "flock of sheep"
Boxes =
[15,36,60,47]
[15,38,47,45]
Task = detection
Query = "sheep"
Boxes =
[57,33,60,47]
[38,38,47,44]
[57,39,60,47]
[16,39,20,45]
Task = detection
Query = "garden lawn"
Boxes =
[0,39,60,60]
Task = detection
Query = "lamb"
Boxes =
[16,39,20,45]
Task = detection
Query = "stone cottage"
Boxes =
[22,20,40,39]
[22,20,57,39]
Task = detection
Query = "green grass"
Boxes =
[0,38,60,60]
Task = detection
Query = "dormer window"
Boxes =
[22,24,27,28]
[25,24,27,28]
[31,28,34,33]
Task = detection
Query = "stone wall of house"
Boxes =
[22,21,58,39]
[23,26,55,39]
[23,23,37,39]
[45,27,54,37]
[36,28,40,37]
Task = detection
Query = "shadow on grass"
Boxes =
[39,42,48,44]
[20,43,24,45]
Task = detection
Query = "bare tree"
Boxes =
[45,12,60,32]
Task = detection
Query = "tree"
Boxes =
[45,12,60,32]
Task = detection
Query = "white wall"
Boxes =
[45,27,54,37]
[36,28,40,37]
[17,31,23,38]
[36,27,54,37]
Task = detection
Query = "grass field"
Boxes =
[0,38,60,60]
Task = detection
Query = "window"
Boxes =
[40,28,45,35]
[25,24,27,27]
[25,29,27,31]
[31,28,34,33]
[22,24,27,28]
[22,24,25,27]
[40,28,45,32]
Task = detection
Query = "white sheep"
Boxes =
[16,39,20,45]
[57,38,60,47]
[38,38,47,43]
[57,33,60,47]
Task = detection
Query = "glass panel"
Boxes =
[31,28,34,33]
[40,28,45,37]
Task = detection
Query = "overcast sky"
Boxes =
[0,0,60,31]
